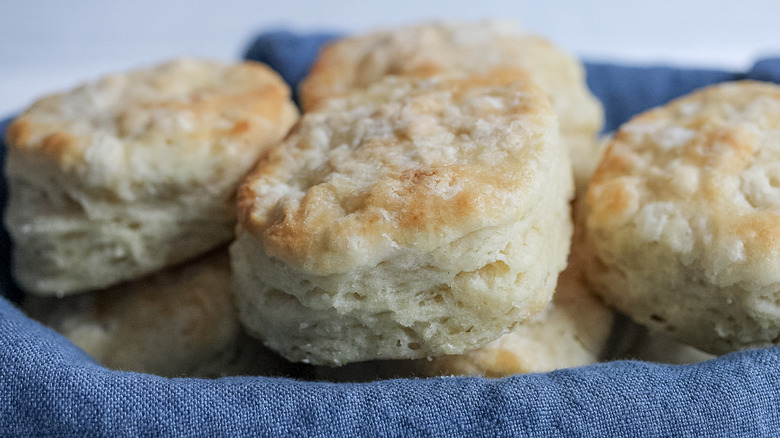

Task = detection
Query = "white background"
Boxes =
[2,0,780,116]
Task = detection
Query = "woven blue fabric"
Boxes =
[3,32,780,437]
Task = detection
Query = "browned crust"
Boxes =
[238,69,560,273]
[6,59,297,174]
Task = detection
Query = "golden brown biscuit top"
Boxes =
[6,58,298,201]
[588,80,780,287]
[300,20,602,136]
[238,69,564,275]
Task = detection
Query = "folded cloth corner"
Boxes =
[243,30,339,104]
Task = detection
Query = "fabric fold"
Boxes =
[3,296,780,436]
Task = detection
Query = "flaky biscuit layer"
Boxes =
[315,249,615,380]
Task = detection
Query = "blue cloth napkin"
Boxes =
[3,32,780,437]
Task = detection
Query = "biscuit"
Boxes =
[231,70,574,366]
[584,80,780,354]
[23,250,295,378]
[4,58,298,295]
[299,20,604,187]
[315,250,614,380]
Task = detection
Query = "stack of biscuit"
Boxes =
[15,19,750,380]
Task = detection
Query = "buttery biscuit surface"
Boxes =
[233,71,573,365]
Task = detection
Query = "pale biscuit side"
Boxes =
[315,251,615,380]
